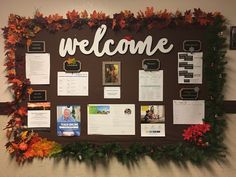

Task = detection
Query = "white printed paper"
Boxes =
[88,104,135,135]
[141,124,165,137]
[28,110,51,128]
[178,52,203,84]
[139,70,163,101]
[104,87,121,99]
[173,100,205,124]
[27,102,51,128]
[57,72,89,96]
[25,53,50,85]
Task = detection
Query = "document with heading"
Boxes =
[178,52,203,84]
[87,104,135,135]
[27,102,51,128]
[104,87,121,99]
[139,70,163,101]
[57,72,89,96]
[173,100,204,124]
[25,53,50,85]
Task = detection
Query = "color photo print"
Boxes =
[102,61,121,85]
[140,105,165,137]
[57,105,81,136]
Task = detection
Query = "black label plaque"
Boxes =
[180,87,199,100]
[63,61,81,72]
[29,90,47,101]
[142,59,160,71]
[27,41,45,52]
[183,40,201,52]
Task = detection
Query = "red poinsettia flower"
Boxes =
[182,123,211,147]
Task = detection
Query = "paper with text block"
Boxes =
[173,100,204,124]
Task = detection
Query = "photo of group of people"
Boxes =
[141,105,165,123]
[141,105,165,137]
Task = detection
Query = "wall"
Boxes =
[0,0,236,177]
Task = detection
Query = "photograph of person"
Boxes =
[57,105,80,136]
[141,105,165,123]
[102,61,121,85]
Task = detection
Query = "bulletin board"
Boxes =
[3,8,227,164]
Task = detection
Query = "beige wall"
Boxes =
[0,0,236,177]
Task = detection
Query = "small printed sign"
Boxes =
[183,40,201,52]
[29,90,47,101]
[180,87,199,100]
[142,59,160,71]
[27,41,45,52]
[63,61,81,72]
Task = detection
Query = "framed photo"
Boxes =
[102,61,121,85]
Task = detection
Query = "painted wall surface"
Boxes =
[0,0,236,177]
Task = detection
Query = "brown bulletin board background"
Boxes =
[15,26,208,146]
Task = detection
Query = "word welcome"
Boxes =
[59,25,174,57]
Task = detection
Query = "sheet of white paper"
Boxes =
[104,87,120,99]
[88,104,135,135]
[178,52,203,84]
[57,72,89,96]
[139,70,163,101]
[27,110,50,128]
[25,53,50,85]
[173,100,205,124]
[141,124,165,137]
